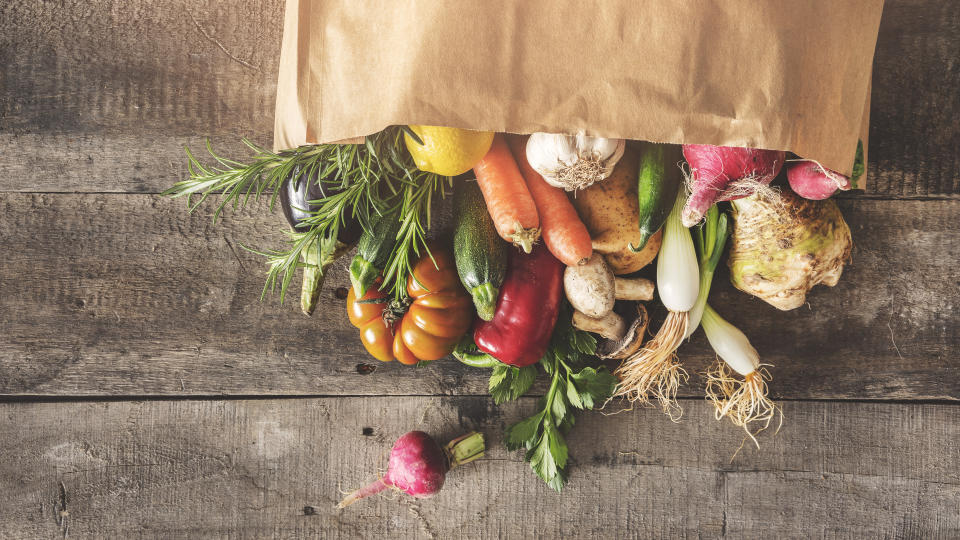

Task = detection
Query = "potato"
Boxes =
[570,148,661,274]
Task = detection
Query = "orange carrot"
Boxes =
[507,135,592,266]
[473,134,541,253]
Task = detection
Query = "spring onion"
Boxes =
[687,205,728,337]
[701,304,780,446]
[688,206,780,444]
[614,189,698,419]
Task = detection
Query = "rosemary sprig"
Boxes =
[166,127,450,304]
[380,170,452,298]
[164,140,323,222]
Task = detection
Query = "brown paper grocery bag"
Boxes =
[274,0,883,180]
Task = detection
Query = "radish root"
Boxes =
[613,311,690,421]
[680,163,783,227]
[786,158,850,190]
[704,360,782,447]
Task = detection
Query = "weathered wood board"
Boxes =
[2,397,959,539]
[0,194,957,398]
[1,0,960,537]
[0,0,958,197]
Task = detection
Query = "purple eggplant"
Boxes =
[279,167,360,315]
[279,167,362,244]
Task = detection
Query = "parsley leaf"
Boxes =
[505,303,617,492]
[489,364,536,404]
[505,411,544,450]
[569,367,618,410]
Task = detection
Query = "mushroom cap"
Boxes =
[597,303,650,360]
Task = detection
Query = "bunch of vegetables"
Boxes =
[166,122,859,492]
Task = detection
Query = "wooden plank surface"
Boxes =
[0,194,956,399]
[0,0,958,197]
[2,397,959,539]
[0,0,281,192]
[2,0,959,537]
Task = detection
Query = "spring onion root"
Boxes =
[701,304,781,446]
[614,189,697,420]
[704,361,781,448]
[613,311,690,421]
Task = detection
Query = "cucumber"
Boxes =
[631,142,683,252]
[349,208,401,297]
[453,182,508,321]
[301,235,352,315]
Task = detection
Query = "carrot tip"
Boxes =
[510,224,541,254]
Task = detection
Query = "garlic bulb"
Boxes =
[526,132,626,191]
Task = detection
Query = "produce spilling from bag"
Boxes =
[166,127,859,493]
[164,0,883,502]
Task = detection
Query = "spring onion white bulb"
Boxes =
[657,190,699,312]
[614,189,697,419]
[701,303,780,444]
[701,304,759,377]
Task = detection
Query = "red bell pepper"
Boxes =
[474,244,564,367]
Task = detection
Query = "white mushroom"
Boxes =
[565,253,654,320]
[572,310,626,341]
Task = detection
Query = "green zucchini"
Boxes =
[349,208,401,297]
[631,142,683,252]
[453,182,508,321]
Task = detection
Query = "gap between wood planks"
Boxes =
[1,394,958,405]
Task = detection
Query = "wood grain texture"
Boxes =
[0,0,281,192]
[0,193,957,399]
[867,0,960,197]
[0,0,957,196]
[2,397,958,539]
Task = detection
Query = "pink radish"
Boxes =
[681,144,786,227]
[337,431,484,508]
[786,161,851,200]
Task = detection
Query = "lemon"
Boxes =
[404,125,495,176]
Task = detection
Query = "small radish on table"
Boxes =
[337,430,485,508]
[681,144,785,227]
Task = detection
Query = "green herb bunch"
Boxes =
[454,304,618,491]
[163,127,450,300]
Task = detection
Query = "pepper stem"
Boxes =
[444,431,485,469]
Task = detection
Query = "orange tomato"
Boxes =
[346,249,474,365]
